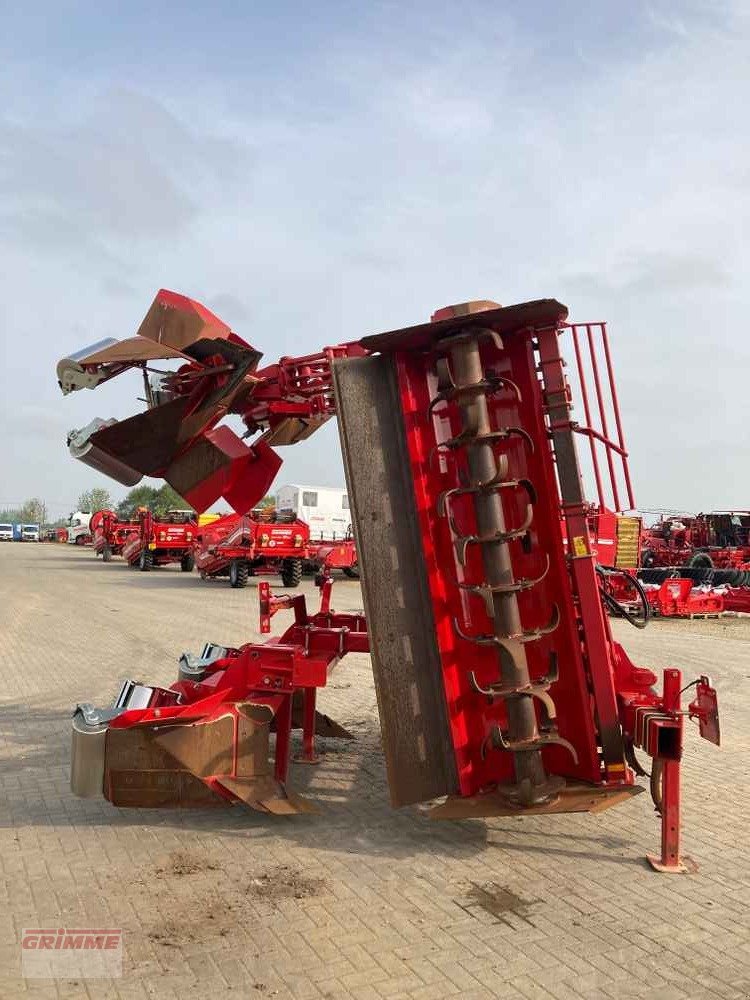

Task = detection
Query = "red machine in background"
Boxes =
[58,290,720,871]
[641,511,750,570]
[121,508,197,572]
[91,509,137,561]
[195,509,308,587]
[305,534,359,578]
[563,504,641,570]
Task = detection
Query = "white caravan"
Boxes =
[275,484,351,540]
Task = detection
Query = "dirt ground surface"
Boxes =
[1,542,748,999]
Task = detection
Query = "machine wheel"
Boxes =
[229,560,249,588]
[181,552,195,573]
[281,557,302,588]
[641,548,656,568]
[75,534,85,546]
[139,549,152,572]
[343,564,360,579]
[689,551,713,570]
[102,544,112,563]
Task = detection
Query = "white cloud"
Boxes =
[0,3,748,511]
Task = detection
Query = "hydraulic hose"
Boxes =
[596,565,651,629]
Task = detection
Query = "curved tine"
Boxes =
[545,733,579,765]
[427,441,461,474]
[435,356,453,392]
[477,426,535,454]
[468,671,558,722]
[513,603,561,643]
[534,689,557,723]
[475,327,504,351]
[480,726,499,760]
[518,478,538,505]
[455,520,532,566]
[523,551,551,589]
[436,487,457,518]
[451,500,534,554]
[488,372,522,402]
[499,426,535,454]
[491,728,579,765]
[428,381,489,415]
[459,552,552,610]
[474,453,510,488]
[454,618,497,647]
[540,650,560,687]
[469,671,498,698]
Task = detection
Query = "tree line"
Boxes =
[0,483,276,527]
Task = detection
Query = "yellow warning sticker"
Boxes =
[572,535,588,557]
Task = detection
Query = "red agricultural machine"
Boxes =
[641,511,750,571]
[305,534,359,578]
[91,509,138,561]
[194,509,308,587]
[121,507,197,572]
[58,290,720,870]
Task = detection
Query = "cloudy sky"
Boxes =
[0,0,747,518]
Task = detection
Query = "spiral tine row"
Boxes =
[431,328,573,806]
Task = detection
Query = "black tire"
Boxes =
[102,544,112,563]
[689,551,713,570]
[281,557,302,588]
[75,534,85,546]
[343,564,360,579]
[229,560,249,588]
[180,552,195,573]
[139,549,152,572]
[641,548,656,568]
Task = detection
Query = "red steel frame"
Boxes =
[107,580,369,795]
[57,291,721,867]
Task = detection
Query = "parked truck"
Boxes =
[21,523,40,542]
[0,523,14,541]
[66,510,93,545]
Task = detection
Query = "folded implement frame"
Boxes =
[60,291,719,870]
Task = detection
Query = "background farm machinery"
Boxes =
[57,289,720,870]
[194,508,309,587]
[640,511,750,571]
[91,509,137,561]
[121,507,197,571]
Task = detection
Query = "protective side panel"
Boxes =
[333,355,459,807]
[89,397,189,476]
[104,725,225,808]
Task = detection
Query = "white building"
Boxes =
[275,484,351,540]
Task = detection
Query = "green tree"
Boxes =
[116,485,160,519]
[77,487,112,514]
[19,498,47,526]
[154,484,190,517]
[117,483,192,520]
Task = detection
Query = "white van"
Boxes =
[275,484,351,540]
